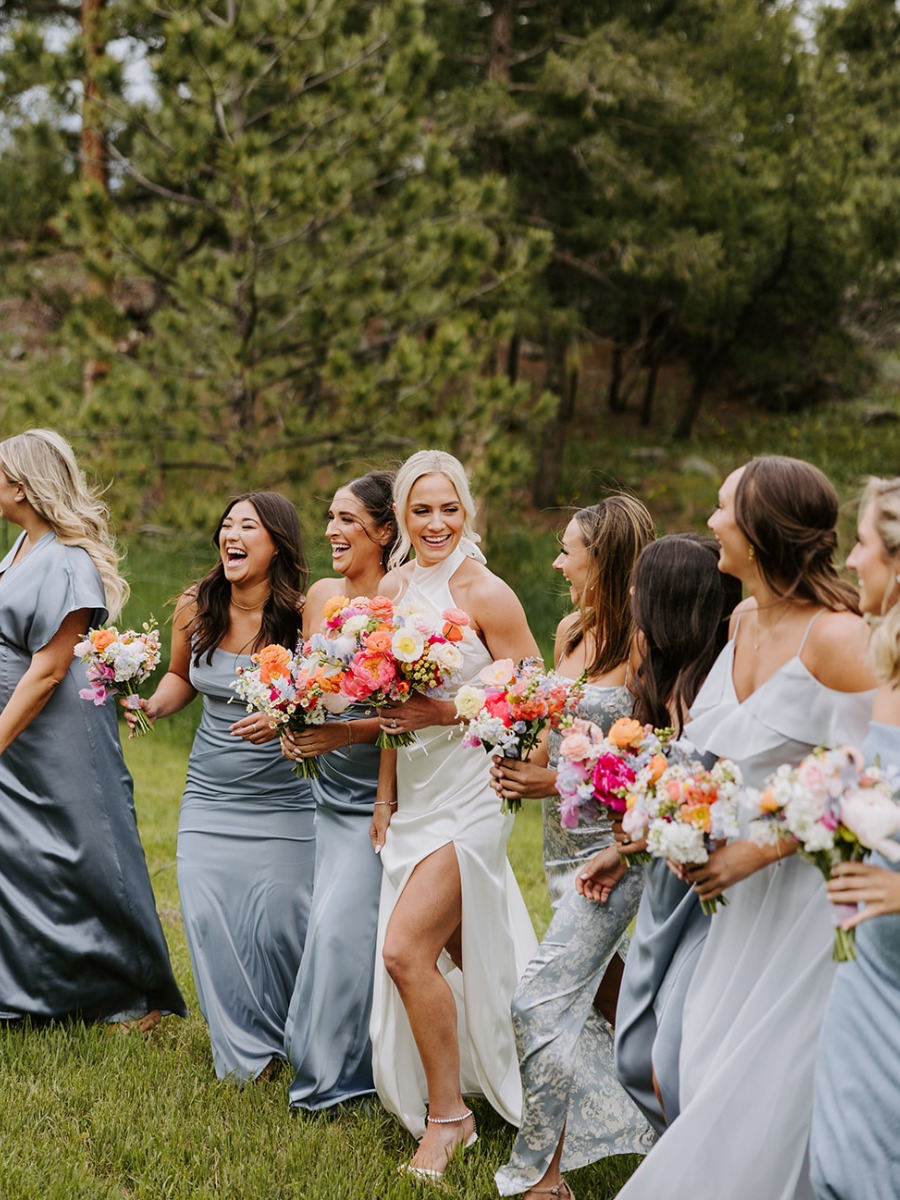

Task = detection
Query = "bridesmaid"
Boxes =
[494,497,656,1199]
[128,492,316,1081]
[280,472,397,1111]
[369,450,540,1179]
[615,456,877,1200]
[613,535,741,1134]
[0,429,185,1026]
[810,476,900,1200]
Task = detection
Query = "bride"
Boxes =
[369,449,540,1179]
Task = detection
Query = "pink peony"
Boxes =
[592,753,637,813]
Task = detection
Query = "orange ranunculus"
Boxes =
[608,717,645,750]
[368,595,395,620]
[322,594,350,623]
[442,621,465,642]
[681,803,712,833]
[365,630,393,654]
[91,628,117,652]
[313,667,342,694]
[258,644,292,685]
[758,788,781,814]
[647,754,668,784]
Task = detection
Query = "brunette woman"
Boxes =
[281,472,398,1111]
[616,457,876,1200]
[129,492,314,1081]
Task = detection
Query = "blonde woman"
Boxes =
[368,450,540,1179]
[811,477,900,1200]
[0,429,185,1025]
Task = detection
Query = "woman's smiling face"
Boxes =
[218,500,278,585]
[405,473,465,566]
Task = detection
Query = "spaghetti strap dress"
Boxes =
[809,720,900,1200]
[369,545,539,1138]
[615,613,874,1200]
[0,532,185,1022]
[177,647,317,1081]
[285,705,383,1110]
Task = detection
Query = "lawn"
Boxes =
[4,377,900,1196]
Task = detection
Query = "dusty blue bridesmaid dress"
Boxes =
[809,720,900,1200]
[614,864,708,1133]
[177,648,316,1080]
[0,532,186,1022]
[285,707,383,1110]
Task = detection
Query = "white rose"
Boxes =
[454,685,486,720]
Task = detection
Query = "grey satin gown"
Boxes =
[810,721,900,1200]
[285,707,383,1110]
[0,532,186,1022]
[495,684,655,1197]
[177,648,316,1081]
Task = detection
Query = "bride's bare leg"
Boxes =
[382,842,475,1171]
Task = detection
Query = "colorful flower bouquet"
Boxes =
[307,594,468,749]
[230,644,347,779]
[74,618,162,737]
[555,716,675,834]
[621,754,743,914]
[455,658,584,813]
[749,745,900,959]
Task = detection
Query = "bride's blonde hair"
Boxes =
[861,476,900,688]
[0,429,129,619]
[389,450,479,570]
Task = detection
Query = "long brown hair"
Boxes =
[190,492,307,664]
[561,495,655,679]
[631,534,741,734]
[735,456,858,612]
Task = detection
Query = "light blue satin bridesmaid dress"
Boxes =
[285,706,384,1110]
[177,647,316,1081]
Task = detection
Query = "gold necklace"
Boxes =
[231,596,268,612]
[752,600,791,652]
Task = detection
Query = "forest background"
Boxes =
[0,1,899,1197]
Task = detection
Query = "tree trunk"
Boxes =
[607,341,626,413]
[532,334,576,508]
[639,355,660,427]
[674,350,715,440]
[506,331,520,384]
[80,0,109,406]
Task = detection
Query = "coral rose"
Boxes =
[258,644,292,685]
[91,628,117,652]
[607,718,645,750]
[367,595,395,620]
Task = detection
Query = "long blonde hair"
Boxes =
[389,449,479,570]
[0,429,129,619]
[860,476,900,688]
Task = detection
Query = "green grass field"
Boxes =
[3,378,900,1196]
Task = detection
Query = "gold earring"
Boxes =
[748,545,756,562]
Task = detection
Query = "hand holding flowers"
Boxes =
[455,659,584,813]
[748,745,900,959]
[230,644,347,779]
[309,594,468,748]
[75,619,162,737]
[555,716,675,833]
